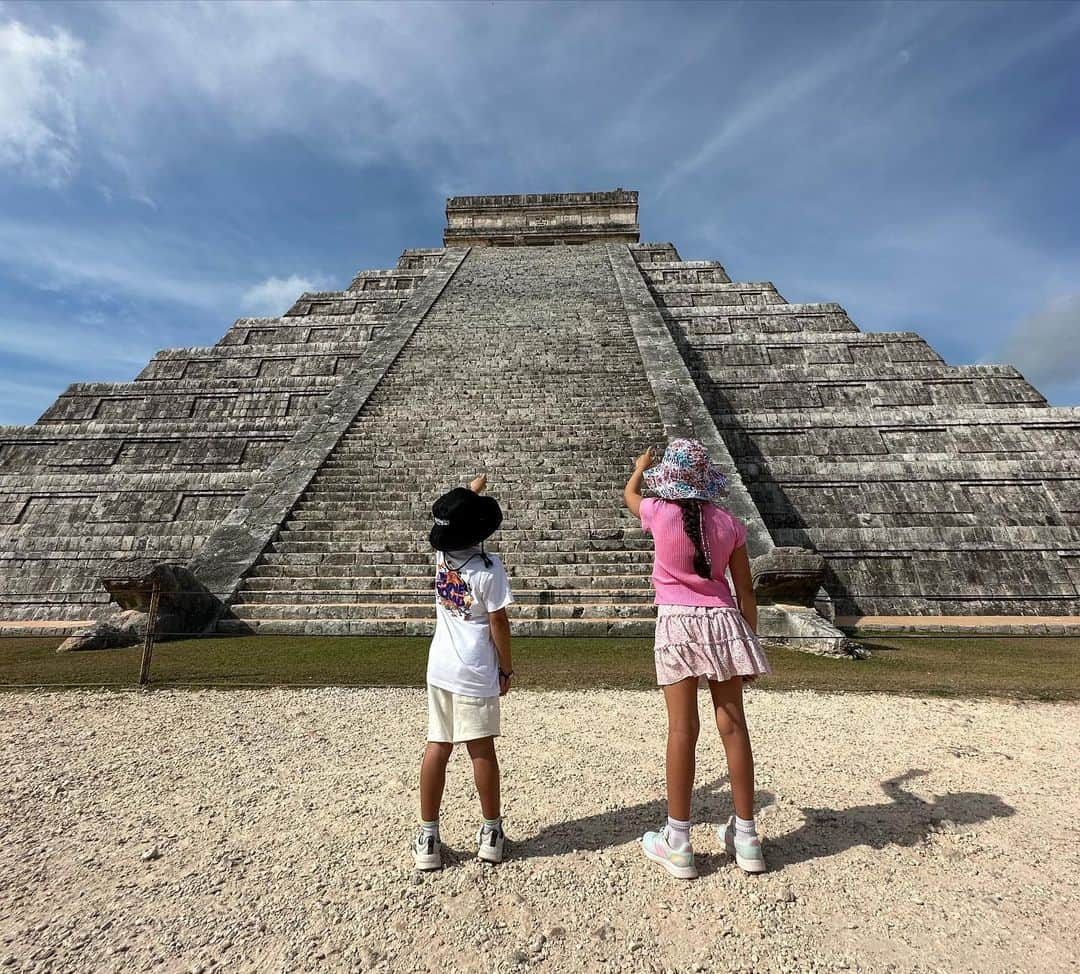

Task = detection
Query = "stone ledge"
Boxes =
[446,190,637,210]
[837,614,1080,635]
[606,243,776,559]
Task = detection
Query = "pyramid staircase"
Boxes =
[223,243,667,635]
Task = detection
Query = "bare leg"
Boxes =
[420,741,453,822]
[662,677,701,821]
[466,736,501,820]
[708,677,755,820]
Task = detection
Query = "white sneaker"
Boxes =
[476,824,506,864]
[413,832,442,871]
[641,826,699,880]
[718,816,767,874]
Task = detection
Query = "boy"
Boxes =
[414,474,514,870]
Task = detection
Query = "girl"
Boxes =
[624,438,771,879]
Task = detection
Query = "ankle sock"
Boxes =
[420,819,439,842]
[481,816,502,834]
[735,814,757,837]
[666,816,692,848]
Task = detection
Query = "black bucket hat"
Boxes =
[429,487,503,552]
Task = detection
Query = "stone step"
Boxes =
[649,282,786,306]
[244,563,652,584]
[0,524,224,545]
[234,586,652,604]
[755,456,1080,478]
[245,557,655,582]
[665,305,858,335]
[228,242,669,621]
[774,525,1080,550]
[715,404,1071,428]
[217,616,655,637]
[299,481,638,495]
[229,600,656,620]
[216,323,394,347]
[266,539,647,556]
[265,543,648,560]
[289,498,641,514]
[258,539,650,562]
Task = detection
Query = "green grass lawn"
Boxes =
[1,634,1078,700]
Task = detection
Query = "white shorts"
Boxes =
[427,685,501,743]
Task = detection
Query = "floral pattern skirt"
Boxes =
[654,604,771,686]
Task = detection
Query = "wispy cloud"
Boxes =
[0,218,242,310]
[655,3,952,198]
[0,310,150,373]
[999,294,1080,387]
[241,274,331,316]
[0,18,84,187]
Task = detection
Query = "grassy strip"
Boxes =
[1,635,1078,700]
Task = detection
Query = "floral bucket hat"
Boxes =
[643,438,729,501]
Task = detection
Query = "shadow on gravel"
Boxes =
[512,776,774,868]
[513,769,1015,873]
[764,769,1017,870]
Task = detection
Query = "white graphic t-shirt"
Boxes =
[427,547,514,698]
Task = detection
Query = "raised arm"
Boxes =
[728,544,758,634]
[623,447,654,519]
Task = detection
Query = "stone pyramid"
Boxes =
[1,190,1077,643]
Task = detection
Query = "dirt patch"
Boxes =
[1,688,1076,973]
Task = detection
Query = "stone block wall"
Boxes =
[0,251,444,622]
[2,190,1077,629]
[632,248,1080,618]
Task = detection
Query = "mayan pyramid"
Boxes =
[1,190,1077,642]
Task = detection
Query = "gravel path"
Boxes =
[1,688,1076,974]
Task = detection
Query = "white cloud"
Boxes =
[0,217,242,310]
[0,314,149,374]
[999,295,1080,386]
[241,274,331,316]
[0,18,84,187]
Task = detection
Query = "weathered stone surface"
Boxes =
[751,547,827,607]
[0,247,446,625]
[186,248,468,610]
[58,563,221,650]
[57,620,135,653]
[104,562,219,632]
[222,241,669,636]
[758,605,867,658]
[632,246,1080,619]
[3,188,1078,638]
[444,190,640,247]
[609,243,852,653]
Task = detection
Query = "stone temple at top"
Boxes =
[1,189,1078,641]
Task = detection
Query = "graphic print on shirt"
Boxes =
[436,564,474,618]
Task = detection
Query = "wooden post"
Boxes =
[138,578,161,686]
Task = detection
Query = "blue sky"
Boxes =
[1,0,1078,425]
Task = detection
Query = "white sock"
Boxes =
[666,816,691,848]
[735,814,757,837]
[420,819,439,841]
[481,816,502,834]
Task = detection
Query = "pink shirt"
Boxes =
[639,497,747,608]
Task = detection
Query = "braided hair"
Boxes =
[673,499,712,579]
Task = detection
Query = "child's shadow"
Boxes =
[512,769,1015,874]
[512,777,773,876]
[765,769,1016,869]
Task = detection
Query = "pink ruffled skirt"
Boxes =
[654,604,771,686]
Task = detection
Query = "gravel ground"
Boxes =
[1,687,1077,974]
